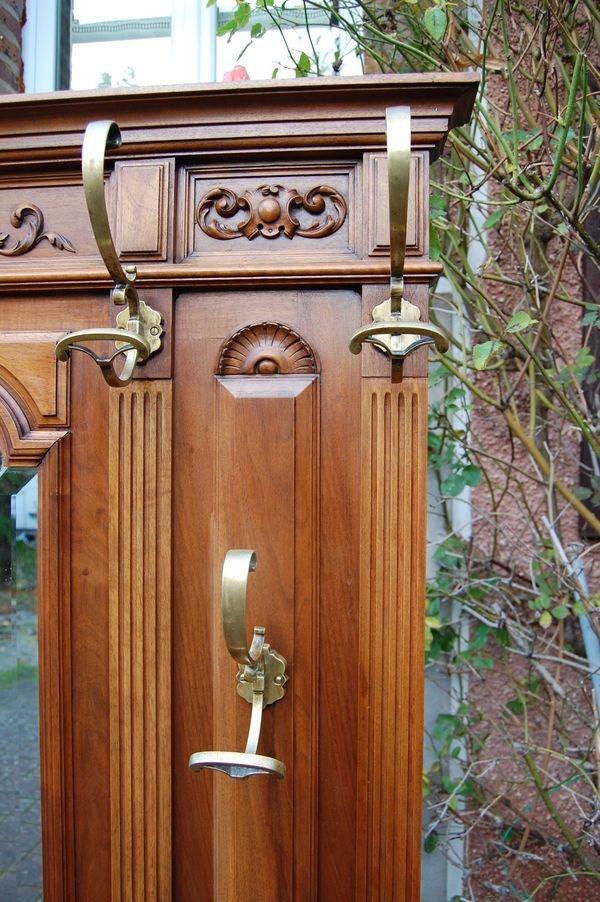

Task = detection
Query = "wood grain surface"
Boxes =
[0,74,476,900]
[108,383,172,901]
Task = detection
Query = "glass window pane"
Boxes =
[0,462,41,902]
[71,0,173,89]
[69,0,361,90]
[215,0,363,79]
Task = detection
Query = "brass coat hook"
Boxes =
[55,120,163,387]
[349,106,448,360]
[189,550,287,779]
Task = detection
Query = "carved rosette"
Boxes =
[216,322,318,375]
[197,184,347,240]
[0,203,75,256]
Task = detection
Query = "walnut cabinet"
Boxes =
[0,74,477,900]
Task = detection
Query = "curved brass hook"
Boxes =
[387,106,411,315]
[82,120,138,317]
[188,549,287,779]
[55,120,163,387]
[55,329,149,387]
[221,549,265,667]
[349,105,449,361]
[349,320,449,357]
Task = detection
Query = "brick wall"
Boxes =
[0,0,25,93]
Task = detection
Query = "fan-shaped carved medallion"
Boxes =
[216,322,318,375]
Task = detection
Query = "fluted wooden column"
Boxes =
[356,377,427,901]
[109,382,173,901]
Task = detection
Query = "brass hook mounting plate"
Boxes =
[236,642,288,707]
[115,300,163,358]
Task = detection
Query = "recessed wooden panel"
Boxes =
[365,152,425,257]
[115,160,172,261]
[180,163,357,262]
[171,288,362,902]
[213,373,319,900]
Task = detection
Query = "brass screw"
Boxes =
[149,325,161,336]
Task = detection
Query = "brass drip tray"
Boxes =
[189,750,285,779]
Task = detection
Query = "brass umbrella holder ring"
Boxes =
[349,106,449,360]
[55,120,163,387]
[189,550,288,779]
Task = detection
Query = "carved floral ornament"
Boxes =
[0,203,75,257]
[197,184,347,241]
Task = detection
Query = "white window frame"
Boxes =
[22,0,60,92]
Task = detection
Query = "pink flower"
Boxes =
[222,66,250,82]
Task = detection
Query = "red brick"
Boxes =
[0,0,23,94]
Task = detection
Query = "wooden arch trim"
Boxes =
[0,383,67,466]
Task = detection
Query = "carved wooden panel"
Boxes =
[114,160,173,261]
[216,321,318,375]
[198,184,346,241]
[180,164,357,261]
[213,372,320,900]
[365,152,426,258]
[0,203,74,256]
[0,331,69,426]
[0,182,97,262]
[108,382,172,901]
[356,378,427,901]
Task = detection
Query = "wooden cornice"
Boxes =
[0,73,478,167]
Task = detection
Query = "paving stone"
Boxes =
[0,679,42,895]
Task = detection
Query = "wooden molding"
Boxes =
[356,379,427,901]
[108,383,173,901]
[38,436,76,902]
[0,384,67,467]
[0,331,69,427]
[0,331,70,466]
[0,258,443,294]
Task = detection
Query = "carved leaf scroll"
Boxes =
[197,184,347,241]
[0,203,76,257]
[217,322,318,375]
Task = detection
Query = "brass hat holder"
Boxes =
[55,120,163,387]
[189,550,288,779]
[349,106,449,360]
